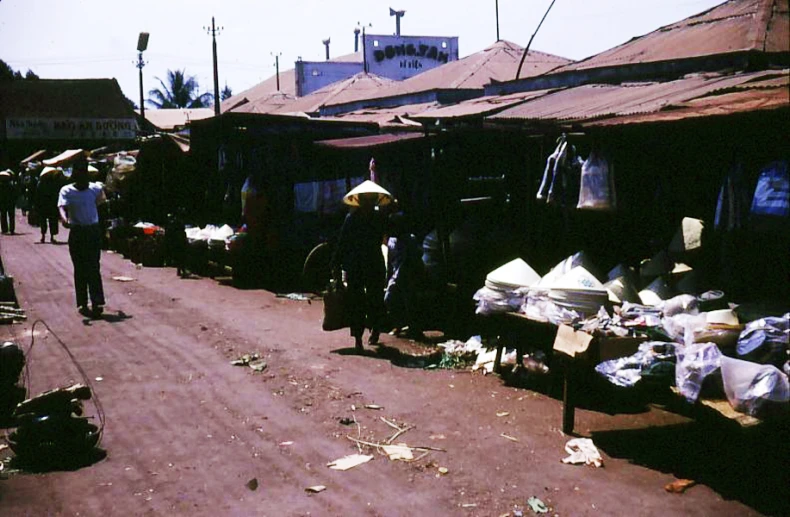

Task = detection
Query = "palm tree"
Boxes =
[147,69,213,109]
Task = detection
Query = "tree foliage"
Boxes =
[147,69,213,109]
[0,59,38,82]
[221,83,233,101]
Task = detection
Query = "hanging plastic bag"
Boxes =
[577,151,616,211]
[750,161,789,218]
[720,356,789,416]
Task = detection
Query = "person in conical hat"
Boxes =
[332,180,392,351]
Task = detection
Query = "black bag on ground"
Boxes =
[322,280,349,331]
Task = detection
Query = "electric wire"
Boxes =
[23,319,106,444]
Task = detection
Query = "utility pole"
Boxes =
[272,52,282,91]
[204,17,222,115]
[134,32,149,123]
[495,0,500,42]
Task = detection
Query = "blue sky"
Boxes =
[1,0,724,103]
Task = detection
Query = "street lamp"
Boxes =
[135,32,149,122]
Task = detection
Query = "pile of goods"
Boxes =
[7,384,100,467]
[0,342,26,426]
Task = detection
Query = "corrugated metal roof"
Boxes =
[220,68,297,112]
[411,90,554,120]
[269,72,395,115]
[138,108,214,130]
[322,40,570,109]
[229,92,297,115]
[314,132,425,149]
[321,102,437,128]
[220,51,362,112]
[550,0,788,74]
[585,80,788,126]
[488,69,788,124]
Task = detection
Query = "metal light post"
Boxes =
[204,17,223,115]
[135,32,149,122]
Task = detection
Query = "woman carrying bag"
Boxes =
[329,180,392,352]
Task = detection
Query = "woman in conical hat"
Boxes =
[331,180,392,351]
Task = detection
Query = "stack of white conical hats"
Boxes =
[547,266,609,314]
[485,258,541,290]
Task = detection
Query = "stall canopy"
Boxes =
[19,149,47,165]
[313,132,427,150]
[42,148,84,166]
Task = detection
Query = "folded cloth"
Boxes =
[562,438,603,467]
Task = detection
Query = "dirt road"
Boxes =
[0,214,784,516]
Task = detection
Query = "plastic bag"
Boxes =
[662,313,707,345]
[577,151,616,211]
[736,314,789,367]
[595,341,677,388]
[750,160,789,218]
[720,356,789,416]
[675,343,722,402]
[473,286,528,315]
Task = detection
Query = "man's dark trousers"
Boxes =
[68,224,105,308]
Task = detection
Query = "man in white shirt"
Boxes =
[58,157,107,317]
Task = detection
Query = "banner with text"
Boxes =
[6,117,138,140]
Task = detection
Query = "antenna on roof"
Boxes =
[322,38,331,61]
[354,27,361,52]
[515,0,556,80]
[389,8,406,36]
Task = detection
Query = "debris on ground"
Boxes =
[305,485,326,493]
[364,404,383,410]
[112,276,135,282]
[338,417,355,425]
[381,443,414,461]
[0,305,27,323]
[437,466,449,475]
[437,336,484,369]
[562,438,604,468]
[500,433,519,442]
[230,353,267,371]
[496,411,510,417]
[327,453,373,470]
[246,478,258,491]
[665,478,697,493]
[527,496,549,513]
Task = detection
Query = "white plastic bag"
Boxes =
[675,343,722,402]
[577,151,616,211]
[720,356,789,416]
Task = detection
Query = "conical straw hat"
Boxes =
[486,258,541,288]
[40,166,61,177]
[342,180,393,207]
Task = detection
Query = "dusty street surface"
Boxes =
[0,214,786,516]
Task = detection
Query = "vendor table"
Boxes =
[486,312,771,434]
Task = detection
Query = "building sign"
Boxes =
[364,34,459,81]
[5,118,138,140]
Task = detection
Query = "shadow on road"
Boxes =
[81,310,132,326]
[591,421,790,516]
[7,447,107,474]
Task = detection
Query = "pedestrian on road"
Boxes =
[58,157,107,317]
[0,170,17,235]
[331,180,392,352]
[35,167,62,243]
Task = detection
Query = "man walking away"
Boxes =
[58,157,107,317]
[36,167,62,243]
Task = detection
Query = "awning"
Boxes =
[314,132,426,150]
[43,149,85,166]
[20,149,47,165]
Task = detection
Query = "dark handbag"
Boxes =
[322,279,349,331]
